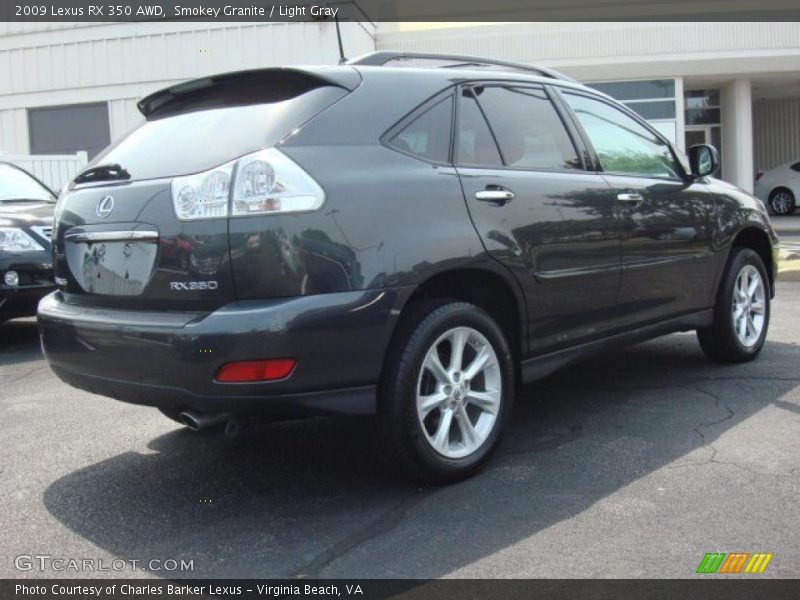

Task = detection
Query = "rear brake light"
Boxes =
[755,172,764,182]
[171,148,324,221]
[215,358,296,383]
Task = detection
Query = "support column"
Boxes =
[720,79,754,192]
[674,77,686,153]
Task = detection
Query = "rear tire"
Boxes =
[697,248,770,363]
[376,301,514,483]
[768,188,796,216]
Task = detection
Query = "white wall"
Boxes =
[377,22,800,82]
[754,97,800,172]
[0,21,376,152]
[2,151,88,191]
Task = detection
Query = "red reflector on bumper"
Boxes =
[215,359,296,383]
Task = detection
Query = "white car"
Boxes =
[755,160,800,216]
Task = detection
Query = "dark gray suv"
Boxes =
[38,52,779,482]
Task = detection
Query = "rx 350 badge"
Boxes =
[170,281,219,291]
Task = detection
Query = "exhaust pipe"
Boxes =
[179,410,232,432]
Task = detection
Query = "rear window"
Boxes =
[86,86,347,182]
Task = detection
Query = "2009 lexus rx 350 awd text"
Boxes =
[38,52,779,482]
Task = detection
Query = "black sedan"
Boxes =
[0,161,56,324]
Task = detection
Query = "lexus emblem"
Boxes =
[96,195,115,218]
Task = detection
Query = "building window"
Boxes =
[684,89,721,125]
[28,102,111,159]
[587,79,678,144]
[590,80,675,101]
[588,80,677,121]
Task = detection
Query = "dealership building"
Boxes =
[1,21,799,192]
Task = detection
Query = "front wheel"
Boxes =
[376,302,514,483]
[697,248,770,363]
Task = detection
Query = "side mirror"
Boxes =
[688,144,720,178]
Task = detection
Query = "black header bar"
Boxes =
[2,0,800,22]
[4,579,800,600]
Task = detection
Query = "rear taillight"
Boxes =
[215,358,296,383]
[171,148,324,221]
[755,172,764,182]
[172,161,234,221]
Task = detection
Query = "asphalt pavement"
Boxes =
[1,263,799,579]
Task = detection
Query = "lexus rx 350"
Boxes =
[38,52,779,482]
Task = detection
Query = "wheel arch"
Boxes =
[769,185,796,198]
[731,226,776,294]
[384,266,527,375]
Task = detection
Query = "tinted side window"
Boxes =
[564,92,681,179]
[456,91,503,167]
[475,86,581,170]
[388,96,453,163]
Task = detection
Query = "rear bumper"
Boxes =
[38,288,412,416]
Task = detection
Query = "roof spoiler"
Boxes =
[138,66,361,119]
[347,51,577,83]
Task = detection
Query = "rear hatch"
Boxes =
[53,68,357,311]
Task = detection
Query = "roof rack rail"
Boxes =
[346,51,577,83]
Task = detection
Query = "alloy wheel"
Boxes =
[416,326,502,459]
[731,264,766,347]
[770,191,794,215]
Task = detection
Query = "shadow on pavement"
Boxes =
[0,319,43,366]
[43,335,800,578]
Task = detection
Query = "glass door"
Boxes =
[685,127,708,148]
[685,126,722,178]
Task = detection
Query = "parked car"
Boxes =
[0,161,55,324]
[38,52,779,482]
[755,160,800,216]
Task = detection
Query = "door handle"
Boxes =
[616,192,644,204]
[475,188,515,205]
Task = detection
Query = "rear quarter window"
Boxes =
[387,95,453,163]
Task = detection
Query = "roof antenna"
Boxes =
[335,15,347,64]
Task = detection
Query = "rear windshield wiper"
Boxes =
[74,164,131,185]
